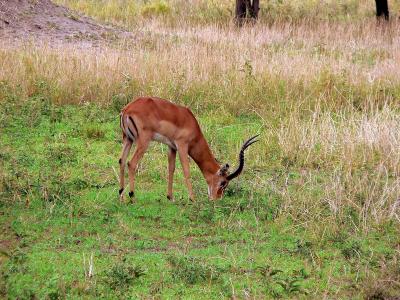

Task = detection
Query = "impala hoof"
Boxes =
[127,192,135,204]
[167,195,174,202]
[119,189,125,201]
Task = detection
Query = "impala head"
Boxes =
[208,135,259,200]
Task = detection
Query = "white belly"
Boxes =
[152,133,176,149]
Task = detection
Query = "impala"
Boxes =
[118,96,258,201]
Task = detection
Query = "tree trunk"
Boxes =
[235,0,259,26]
[375,0,389,20]
[247,0,260,19]
[235,0,247,26]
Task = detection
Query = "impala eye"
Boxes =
[220,181,227,188]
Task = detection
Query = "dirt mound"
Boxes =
[0,0,131,44]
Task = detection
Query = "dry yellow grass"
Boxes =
[1,19,399,103]
[54,0,400,25]
[278,105,400,227]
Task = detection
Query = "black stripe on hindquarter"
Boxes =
[129,116,139,137]
[121,113,133,142]
[127,127,136,140]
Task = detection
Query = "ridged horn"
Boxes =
[226,134,259,181]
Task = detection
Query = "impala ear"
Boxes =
[218,163,230,176]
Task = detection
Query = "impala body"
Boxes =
[119,97,258,201]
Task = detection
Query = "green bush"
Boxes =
[168,255,222,284]
[105,261,145,290]
[141,1,170,17]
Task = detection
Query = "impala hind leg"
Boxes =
[167,147,176,201]
[176,143,195,201]
[127,136,151,203]
[119,138,133,201]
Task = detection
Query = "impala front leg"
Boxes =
[176,143,195,201]
[127,137,151,203]
[167,147,176,201]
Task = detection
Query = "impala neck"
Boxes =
[189,134,220,180]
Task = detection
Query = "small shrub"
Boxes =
[141,1,170,17]
[83,126,105,140]
[294,239,313,258]
[167,255,222,285]
[256,266,308,297]
[257,265,283,279]
[46,143,77,165]
[362,256,400,299]
[275,277,308,295]
[0,168,31,202]
[105,262,145,290]
[37,172,73,203]
[6,248,28,275]
[111,94,129,113]
[67,178,90,191]
[198,205,215,223]
[341,239,362,259]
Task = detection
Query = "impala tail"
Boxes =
[120,112,139,142]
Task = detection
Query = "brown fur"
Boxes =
[119,97,233,201]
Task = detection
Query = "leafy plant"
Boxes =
[168,255,222,285]
[275,277,307,295]
[294,239,313,259]
[83,125,105,140]
[256,265,309,297]
[141,1,170,17]
[256,265,283,279]
[341,239,362,259]
[104,261,145,290]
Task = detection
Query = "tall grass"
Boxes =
[54,0,400,26]
[278,105,400,228]
[1,20,399,106]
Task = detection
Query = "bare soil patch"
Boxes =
[0,0,132,46]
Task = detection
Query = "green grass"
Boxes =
[1,0,400,298]
[1,87,399,299]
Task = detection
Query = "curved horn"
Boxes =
[226,134,259,181]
